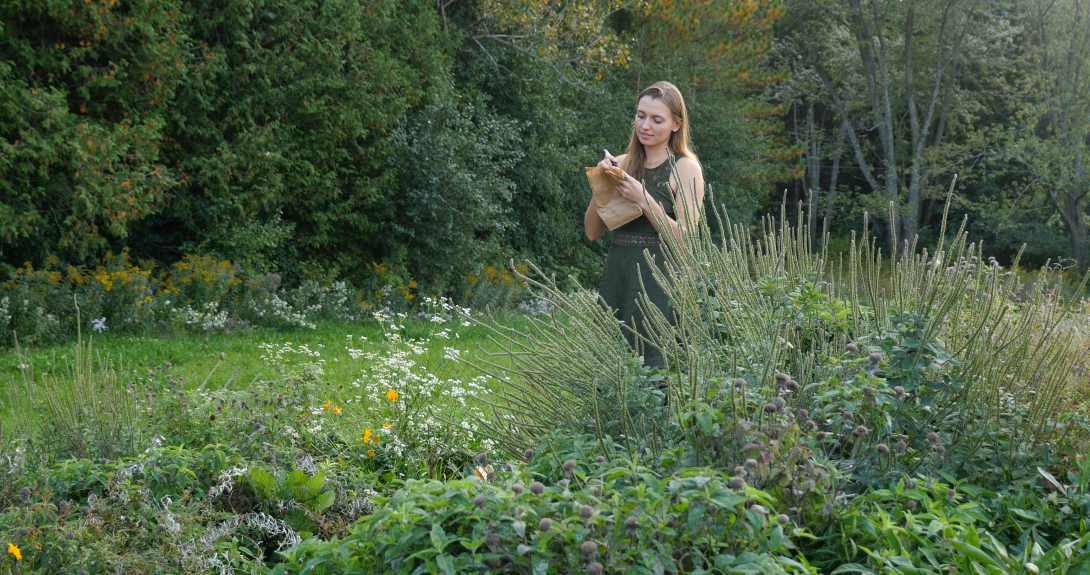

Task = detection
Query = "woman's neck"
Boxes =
[643,145,670,167]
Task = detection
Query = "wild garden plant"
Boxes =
[470,175,1090,490]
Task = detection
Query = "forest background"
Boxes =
[3,0,1089,293]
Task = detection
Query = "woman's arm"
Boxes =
[615,157,704,243]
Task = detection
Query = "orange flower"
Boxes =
[321,401,331,410]
[382,423,391,429]
[368,450,375,457]
[332,405,342,414]
[7,543,20,561]
[385,390,399,402]
[363,428,373,444]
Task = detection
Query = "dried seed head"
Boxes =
[529,482,545,495]
[907,500,917,511]
[895,440,908,453]
[17,528,28,538]
[730,476,745,490]
[853,425,869,437]
[81,506,90,517]
[806,419,817,429]
[579,505,595,520]
[777,514,790,525]
[473,495,486,509]
[594,455,606,463]
[624,516,638,530]
[524,448,534,461]
[744,459,758,469]
[926,432,939,444]
[763,402,777,413]
[843,411,855,421]
[477,453,488,465]
[488,558,503,569]
[893,386,905,397]
[773,397,786,409]
[794,323,803,332]
[868,353,882,365]
[734,377,746,389]
[512,483,524,495]
[775,373,790,384]
[876,443,890,454]
[947,489,956,503]
[936,445,946,456]
[816,431,828,441]
[846,343,859,352]
[66,532,75,540]
[563,459,577,471]
[486,532,500,547]
[786,379,800,392]
[798,409,810,419]
[862,386,873,396]
[734,465,746,476]
[19,487,30,502]
[587,562,604,575]
[538,518,552,532]
[581,540,598,560]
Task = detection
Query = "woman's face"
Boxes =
[634,96,680,151]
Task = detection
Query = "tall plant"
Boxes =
[472,171,1090,484]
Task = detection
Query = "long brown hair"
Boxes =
[620,81,698,183]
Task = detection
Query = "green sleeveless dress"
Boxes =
[597,161,677,368]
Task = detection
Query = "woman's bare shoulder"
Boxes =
[675,157,703,173]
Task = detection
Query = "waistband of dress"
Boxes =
[611,231,661,246]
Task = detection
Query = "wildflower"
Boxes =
[363,428,373,444]
[385,390,399,402]
[7,543,20,561]
[383,423,391,429]
[581,540,598,561]
[332,405,342,414]
[367,450,375,457]
[1026,563,1040,574]
[321,401,331,410]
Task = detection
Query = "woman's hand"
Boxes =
[597,150,618,170]
[616,174,647,208]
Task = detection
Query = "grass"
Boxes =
[0,314,538,427]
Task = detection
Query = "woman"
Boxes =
[584,81,705,368]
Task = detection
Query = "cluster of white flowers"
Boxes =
[247,293,316,329]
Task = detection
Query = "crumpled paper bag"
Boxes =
[586,166,643,230]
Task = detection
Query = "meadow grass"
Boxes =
[0,314,537,428]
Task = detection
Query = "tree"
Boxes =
[1008,0,1090,269]
[0,0,189,269]
[785,0,1019,247]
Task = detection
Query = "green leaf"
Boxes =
[315,490,335,513]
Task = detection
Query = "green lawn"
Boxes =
[0,315,536,423]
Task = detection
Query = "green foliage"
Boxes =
[0,0,187,263]
[272,441,811,574]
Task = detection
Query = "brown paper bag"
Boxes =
[586,166,643,230]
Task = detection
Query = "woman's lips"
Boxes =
[639,132,652,140]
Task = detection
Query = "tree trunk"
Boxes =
[823,122,847,241]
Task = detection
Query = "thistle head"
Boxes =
[580,540,598,561]
[538,518,552,532]
[876,443,889,454]
[926,432,939,444]
[868,353,882,366]
[775,373,790,384]
[846,343,859,353]
[579,505,595,520]
[729,476,745,490]
[563,459,577,471]
[895,440,908,453]
[529,482,545,495]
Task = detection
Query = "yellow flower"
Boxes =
[321,401,331,410]
[363,428,372,443]
[408,279,418,289]
[382,423,391,429]
[385,390,399,402]
[8,543,20,561]
[332,405,342,414]
[368,450,375,457]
